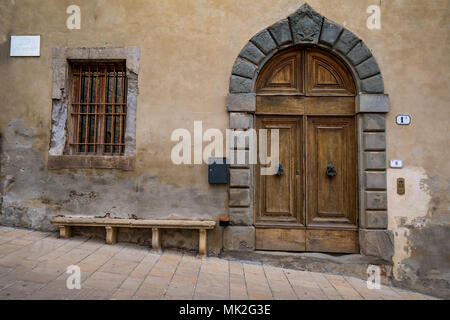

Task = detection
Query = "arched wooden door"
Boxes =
[254,47,359,253]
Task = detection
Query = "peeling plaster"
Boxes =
[388,166,450,297]
[1,120,226,240]
[388,166,432,275]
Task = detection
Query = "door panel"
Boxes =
[255,116,303,226]
[306,117,357,228]
[256,96,355,115]
[306,229,358,253]
[305,49,356,96]
[256,228,306,251]
[256,49,303,95]
[254,47,359,254]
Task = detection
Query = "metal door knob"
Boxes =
[326,164,337,177]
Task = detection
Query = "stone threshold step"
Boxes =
[220,250,393,285]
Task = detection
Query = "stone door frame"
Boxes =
[224,4,393,262]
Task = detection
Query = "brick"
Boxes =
[363,132,386,150]
[361,74,385,93]
[229,207,253,226]
[223,226,255,251]
[229,113,253,129]
[231,58,257,79]
[238,42,266,65]
[228,130,254,149]
[364,171,387,189]
[347,41,372,66]
[357,94,390,113]
[356,56,380,79]
[229,75,252,93]
[229,150,251,168]
[365,191,387,210]
[251,29,277,55]
[230,169,251,187]
[364,152,386,169]
[319,18,343,46]
[268,19,292,46]
[362,113,386,131]
[229,188,251,207]
[226,93,256,112]
[364,211,388,229]
[359,229,394,261]
[334,29,360,55]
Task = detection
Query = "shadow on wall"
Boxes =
[70,226,223,255]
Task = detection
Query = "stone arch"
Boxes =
[229,4,385,96]
[224,4,393,262]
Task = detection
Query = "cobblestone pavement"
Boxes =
[0,226,437,300]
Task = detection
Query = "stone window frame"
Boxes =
[224,4,394,262]
[48,46,140,171]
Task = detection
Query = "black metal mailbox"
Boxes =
[208,157,228,184]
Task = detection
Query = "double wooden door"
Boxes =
[254,47,359,253]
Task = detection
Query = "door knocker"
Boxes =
[326,164,337,177]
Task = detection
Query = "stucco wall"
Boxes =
[0,0,449,297]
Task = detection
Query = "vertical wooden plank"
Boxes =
[152,228,162,253]
[105,226,117,244]
[198,229,207,259]
[59,226,72,239]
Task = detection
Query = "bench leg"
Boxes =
[105,226,118,245]
[152,228,162,253]
[59,226,72,238]
[198,229,207,259]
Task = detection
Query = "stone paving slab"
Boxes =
[0,226,438,300]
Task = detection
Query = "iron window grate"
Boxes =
[70,62,128,156]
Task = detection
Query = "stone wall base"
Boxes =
[223,226,255,251]
[359,229,394,262]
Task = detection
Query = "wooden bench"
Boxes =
[51,217,216,258]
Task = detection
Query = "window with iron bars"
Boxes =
[70,62,127,155]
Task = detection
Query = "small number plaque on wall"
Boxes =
[390,159,403,169]
[396,114,411,125]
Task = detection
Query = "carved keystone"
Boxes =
[289,4,323,44]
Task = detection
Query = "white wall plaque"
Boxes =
[396,114,411,125]
[10,36,40,57]
[390,159,403,169]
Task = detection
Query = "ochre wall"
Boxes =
[0,0,449,296]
